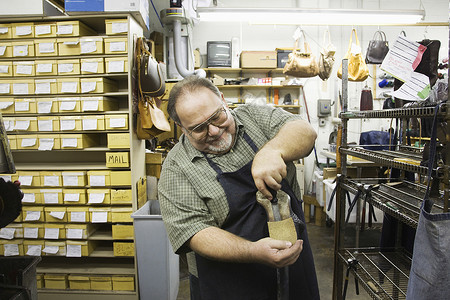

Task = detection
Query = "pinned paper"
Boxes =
[60,100,76,111]
[49,211,65,220]
[0,228,15,239]
[0,101,12,110]
[15,101,30,111]
[27,245,42,256]
[58,63,74,73]
[82,100,99,111]
[35,82,51,94]
[22,193,36,203]
[81,81,96,93]
[16,26,32,36]
[112,22,127,33]
[45,228,60,239]
[21,138,36,148]
[66,244,82,257]
[109,60,124,73]
[0,175,11,181]
[90,175,106,186]
[61,81,78,93]
[15,120,30,130]
[109,118,126,128]
[57,24,73,35]
[44,176,59,186]
[110,41,126,52]
[81,62,98,73]
[43,192,59,204]
[4,244,19,256]
[0,83,10,93]
[64,193,80,202]
[92,211,108,223]
[38,101,53,113]
[0,65,8,73]
[0,27,8,34]
[39,43,55,53]
[80,41,97,54]
[392,72,431,101]
[62,138,77,148]
[35,25,51,36]
[83,119,97,130]
[43,246,59,254]
[16,64,32,75]
[38,119,53,131]
[13,45,28,56]
[63,175,78,186]
[36,63,52,73]
[70,212,86,222]
[39,138,55,151]
[24,227,39,239]
[67,228,83,239]
[18,175,33,186]
[88,193,105,204]
[0,46,6,56]
[25,211,41,221]
[60,119,76,131]
[13,83,29,94]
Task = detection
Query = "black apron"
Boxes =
[192,132,320,300]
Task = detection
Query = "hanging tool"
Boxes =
[342,258,359,300]
[300,86,320,168]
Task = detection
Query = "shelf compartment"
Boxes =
[339,104,447,119]
[339,248,412,300]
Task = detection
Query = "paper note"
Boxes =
[0,83,10,93]
[38,119,53,131]
[0,228,15,239]
[0,46,6,56]
[13,83,29,95]
[81,61,98,73]
[39,42,55,53]
[112,22,127,33]
[24,227,39,239]
[25,211,41,221]
[36,63,52,73]
[44,176,59,186]
[22,192,36,203]
[60,119,76,131]
[392,72,431,101]
[35,25,51,36]
[67,228,83,239]
[0,65,8,73]
[27,245,42,256]
[109,60,124,73]
[83,119,97,130]
[63,40,79,45]
[81,81,96,93]
[70,212,86,222]
[66,244,82,257]
[57,24,73,35]
[35,82,51,94]
[21,138,36,148]
[60,100,76,111]
[38,101,52,113]
[18,175,33,186]
[62,138,77,148]
[15,101,30,112]
[88,193,105,204]
[0,101,12,110]
[82,100,99,111]
[3,120,13,131]
[0,175,11,181]
[61,81,78,93]
[39,138,55,151]
[110,41,126,52]
[64,193,80,202]
[43,192,59,204]
[92,211,108,223]
[81,41,97,54]
[16,25,32,36]
[13,45,28,56]
[58,63,74,73]
[15,120,30,130]
[0,27,8,34]
[109,118,126,128]
[43,246,59,254]
[16,64,32,74]
[49,211,65,220]
[4,244,19,256]
[90,175,106,186]
[63,175,78,186]
[45,228,59,239]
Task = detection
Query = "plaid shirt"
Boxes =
[158,104,304,255]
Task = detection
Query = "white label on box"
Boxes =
[27,245,42,256]
[58,63,74,73]
[62,138,77,148]
[39,138,54,151]
[81,81,96,93]
[16,25,32,36]
[38,119,53,131]
[4,244,19,256]
[67,228,83,239]
[24,227,38,239]
[39,43,55,53]
[82,100,99,111]
[63,40,79,45]
[25,211,40,221]
[4,120,13,131]
[13,45,28,56]
[0,65,9,73]
[49,211,65,220]
[57,24,73,35]
[70,211,85,222]
[110,41,126,52]
[15,101,30,111]
[60,119,76,131]
[16,64,32,75]
[43,246,59,254]
[80,41,96,53]
[90,175,105,186]
[60,100,76,111]
[109,118,126,128]
[38,101,52,113]
[81,61,98,73]
[13,83,28,95]
[0,83,9,93]
[61,81,78,93]
[21,138,36,148]
[35,82,51,94]
[22,193,36,203]
[63,175,78,186]
[0,228,15,239]
[14,120,30,130]
[92,211,107,223]
[18,175,32,186]
[66,244,81,257]
[45,228,59,239]
[0,27,8,34]
[44,176,59,186]
[36,63,52,73]
[83,119,97,130]
[89,192,105,204]
[109,60,124,73]
[35,25,51,36]
[0,175,11,181]
[112,22,127,33]
[43,192,58,204]
[64,193,80,202]
[0,46,6,56]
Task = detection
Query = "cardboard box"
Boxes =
[104,37,127,54]
[35,38,58,56]
[69,275,91,290]
[36,273,44,288]
[80,36,103,55]
[7,135,16,150]
[67,206,89,223]
[21,189,42,204]
[0,98,14,113]
[0,239,24,256]
[0,79,11,94]
[145,152,164,164]
[110,170,131,186]
[12,41,35,57]
[80,58,104,74]
[56,20,96,37]
[107,133,130,149]
[88,170,111,186]
[113,242,135,257]
[44,274,68,289]
[40,188,63,205]
[17,171,41,187]
[111,189,132,205]
[44,223,66,239]
[0,42,12,58]
[37,116,60,132]
[146,164,161,178]
[240,51,277,68]
[105,114,128,130]
[0,24,12,39]
[17,134,38,150]
[11,116,37,131]
[57,37,81,56]
[43,241,66,256]
[38,134,61,150]
[112,224,134,240]
[35,60,57,76]
[23,206,44,222]
[106,152,129,168]
[24,240,44,256]
[13,61,34,77]
[62,171,86,187]
[63,189,87,205]
[44,206,67,223]
[40,171,62,187]
[90,275,112,290]
[57,78,80,94]
[12,211,23,223]
[60,134,98,149]
[105,19,128,35]
[112,275,135,291]
[3,224,24,239]
[66,224,95,240]
[34,22,57,38]
[14,98,36,113]
[89,207,111,223]
[104,0,150,30]
[11,22,34,39]
[82,115,105,131]
[22,223,44,239]
[58,97,81,112]
[12,79,34,95]
[34,79,57,94]
[59,116,83,131]
[111,207,133,223]
[87,188,111,205]
[105,56,128,73]
[0,61,12,77]
[36,98,58,113]
[80,77,117,93]
[81,96,118,112]
[57,59,80,75]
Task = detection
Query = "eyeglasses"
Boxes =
[185,106,228,140]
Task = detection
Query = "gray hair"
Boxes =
[167,75,221,125]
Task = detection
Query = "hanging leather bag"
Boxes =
[283,30,319,78]
[318,29,336,81]
[337,29,369,82]
[365,30,389,64]
[137,37,166,97]
[136,97,171,139]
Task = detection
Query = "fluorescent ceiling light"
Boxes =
[197,8,425,25]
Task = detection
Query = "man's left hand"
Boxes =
[252,147,287,200]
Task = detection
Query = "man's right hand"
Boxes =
[251,237,303,268]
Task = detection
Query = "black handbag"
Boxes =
[365,31,389,64]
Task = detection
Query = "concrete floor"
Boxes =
[176,222,380,300]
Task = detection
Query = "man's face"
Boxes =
[176,88,236,154]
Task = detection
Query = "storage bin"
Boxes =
[105,56,129,73]
[112,275,135,291]
[13,61,34,77]
[58,96,81,112]
[66,224,94,240]
[11,23,34,39]
[21,189,42,205]
[56,20,96,37]
[44,206,67,223]
[66,240,96,257]
[82,115,105,131]
[106,152,129,168]
[107,133,130,149]
[44,223,66,239]
[60,134,98,149]
[80,57,104,74]
[35,60,57,76]
[67,206,89,223]
[14,98,36,113]
[57,37,81,56]
[35,38,58,56]
[23,206,44,222]
[36,98,58,113]
[17,135,38,150]
[7,135,16,150]
[104,37,127,54]
[57,59,80,75]
[69,275,91,290]
[111,189,132,204]
[57,78,80,94]
[0,224,23,239]
[112,224,134,240]
[80,36,103,55]
[0,79,11,94]
[240,51,277,68]
[44,274,67,289]
[34,22,57,38]
[62,171,86,187]
[63,189,87,205]
[105,114,128,130]
[0,61,12,78]
[0,239,24,256]
[89,207,111,223]
[23,223,44,239]
[43,241,66,256]
[12,41,35,57]
[105,19,128,35]
[113,242,134,257]
[90,275,112,290]
[88,170,111,186]
[87,188,111,205]
[59,115,83,131]
[12,79,34,95]
[34,79,57,94]
[0,98,14,114]
[0,24,12,39]
[24,240,44,256]
[0,42,12,58]
[110,170,131,186]
[37,116,60,132]
[17,171,41,187]
[80,77,117,93]
[40,171,62,187]
[38,134,61,150]
[41,188,63,205]
[111,207,133,223]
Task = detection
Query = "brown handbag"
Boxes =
[283,30,319,78]
[136,97,171,140]
[337,29,369,82]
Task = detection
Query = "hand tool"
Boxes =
[342,258,359,300]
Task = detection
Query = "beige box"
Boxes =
[80,36,103,55]
[69,275,91,290]
[44,223,66,239]
[0,42,12,58]
[40,171,62,187]
[57,37,80,56]
[60,134,98,149]
[81,96,118,112]
[63,189,87,205]
[12,79,34,95]
[35,60,57,76]
[0,98,15,113]
[59,116,83,131]
[104,37,127,54]
[91,275,112,290]
[105,114,128,130]
[35,38,58,57]
[66,224,95,240]
[0,239,24,256]
[146,152,164,164]
[56,20,96,37]
[7,135,16,150]
[0,173,18,183]
[38,134,61,150]
[105,19,128,35]
[87,188,111,205]
[17,171,41,187]
[110,171,131,186]
[66,240,95,256]
[107,133,130,149]
[113,242,135,257]
[11,23,34,39]
[112,224,134,240]
[88,170,111,187]
[36,98,58,113]
[57,59,80,75]
[105,56,128,73]
[34,22,57,38]
[44,206,67,223]
[106,152,129,168]
[34,79,57,95]
[36,273,44,288]
[17,134,38,150]
[24,240,44,256]
[111,207,133,223]
[80,77,117,94]
[112,275,135,291]
[0,79,11,94]
[0,61,12,77]
[89,207,111,223]
[82,115,105,131]
[23,206,44,222]
[14,98,36,113]
[37,116,60,132]
[0,24,12,39]
[111,189,132,205]
[67,206,89,223]
[80,58,104,74]
[14,117,38,132]
[2,117,14,131]
[22,223,44,239]
[12,211,23,223]
[62,171,86,187]
[21,188,42,204]
[58,97,81,112]
[43,241,66,256]
[13,61,35,77]
[57,78,80,94]
[2,224,24,239]
[12,41,35,57]
[40,188,63,205]
[44,274,68,289]
[240,51,277,68]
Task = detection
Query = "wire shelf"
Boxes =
[339,104,447,119]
